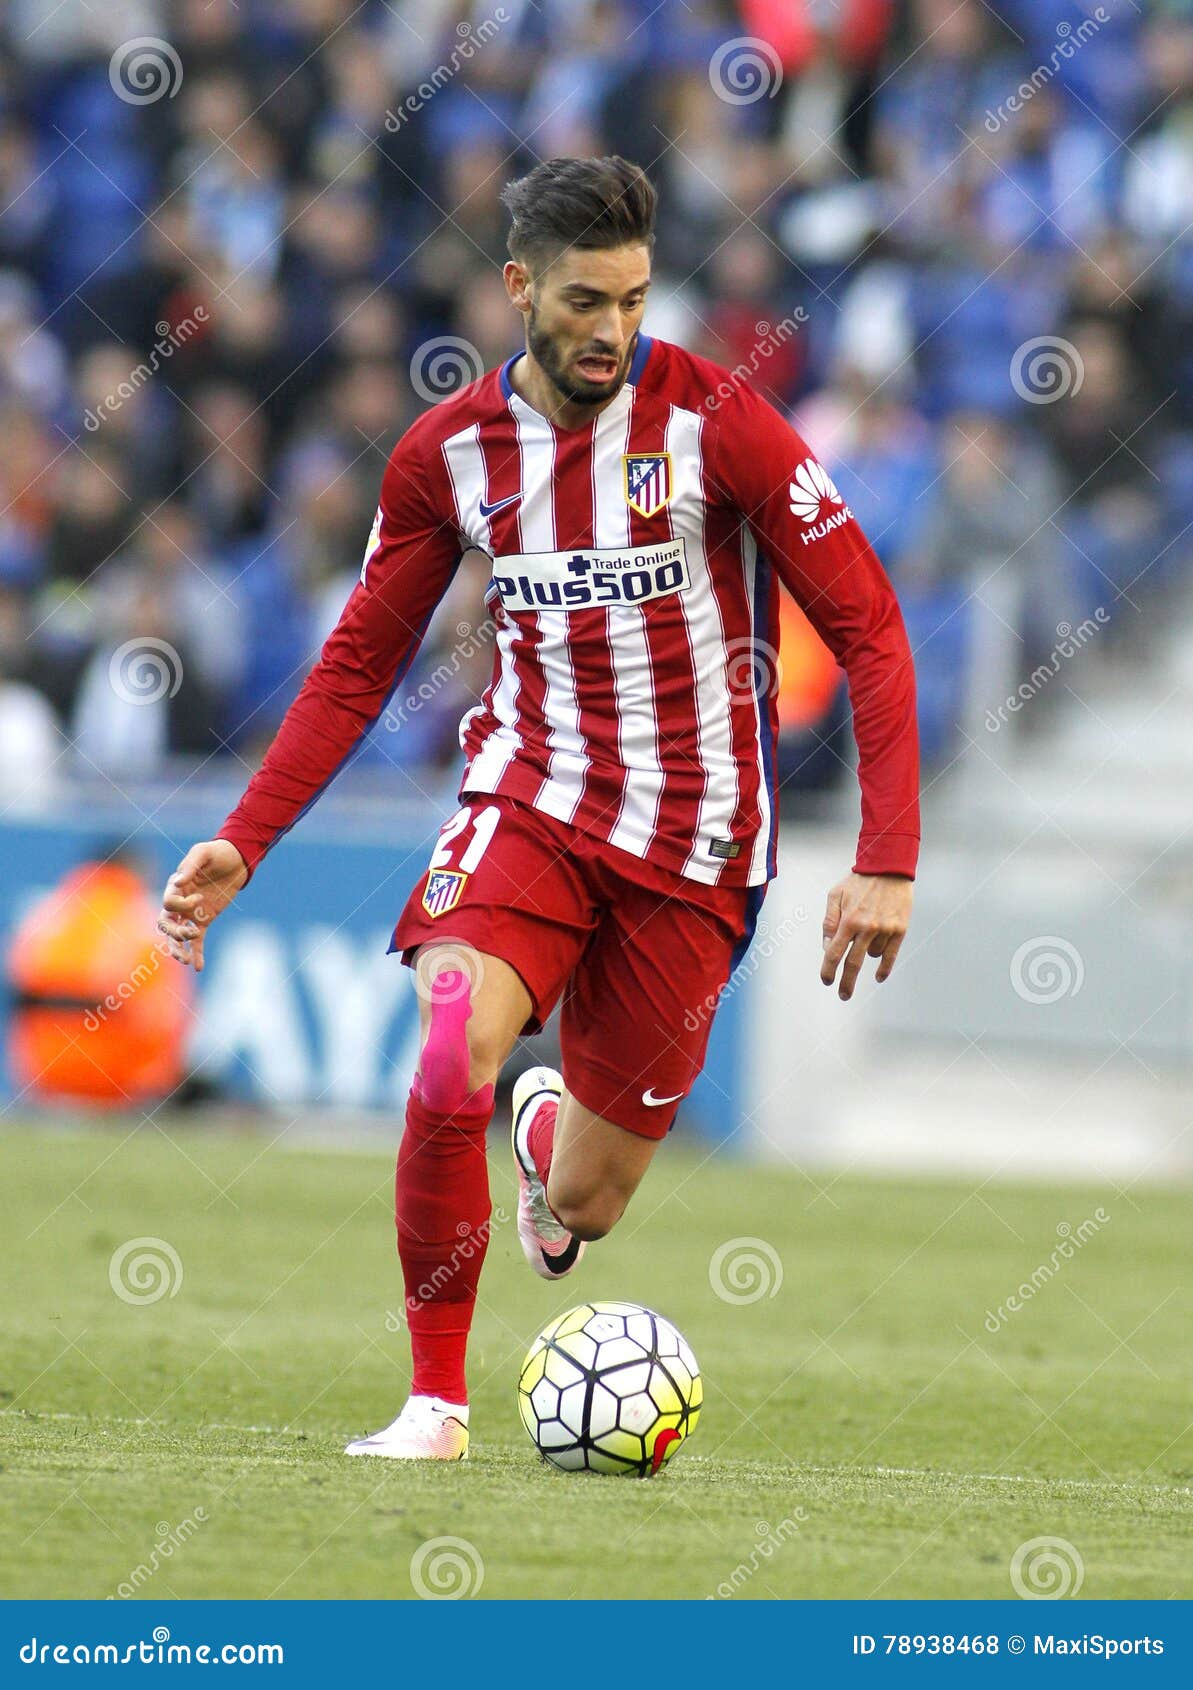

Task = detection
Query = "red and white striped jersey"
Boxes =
[220,336,920,887]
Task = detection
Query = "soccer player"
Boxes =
[158,157,919,1461]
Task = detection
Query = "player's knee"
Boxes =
[462,1024,506,1095]
[550,1188,625,1243]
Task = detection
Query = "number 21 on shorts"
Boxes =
[421,805,500,918]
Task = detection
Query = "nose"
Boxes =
[589,303,623,350]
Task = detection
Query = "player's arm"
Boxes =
[157,433,462,971]
[711,385,920,1000]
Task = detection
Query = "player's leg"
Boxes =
[510,1071,663,1267]
[347,796,594,1457]
[510,1068,656,1273]
[535,1088,660,1240]
[512,870,750,1262]
[346,943,530,1460]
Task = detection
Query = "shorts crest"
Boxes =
[623,452,673,519]
[422,869,466,918]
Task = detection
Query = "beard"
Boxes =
[527,306,633,407]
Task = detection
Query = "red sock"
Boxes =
[395,1071,494,1404]
[527,1096,558,1186]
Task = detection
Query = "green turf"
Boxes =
[0,1123,1189,1600]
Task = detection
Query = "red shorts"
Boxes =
[391,793,753,1138]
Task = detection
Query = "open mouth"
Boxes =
[576,353,620,382]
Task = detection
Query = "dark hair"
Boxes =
[502,156,657,270]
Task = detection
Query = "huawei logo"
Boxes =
[788,458,843,523]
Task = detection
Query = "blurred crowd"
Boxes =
[0,0,1190,810]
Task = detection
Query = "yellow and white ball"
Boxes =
[518,1301,701,1475]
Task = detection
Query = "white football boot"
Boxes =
[511,1065,585,1280]
[344,1395,469,1460]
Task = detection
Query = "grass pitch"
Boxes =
[0,1122,1189,1601]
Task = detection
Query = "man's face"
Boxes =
[507,243,652,406]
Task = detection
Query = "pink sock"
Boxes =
[527,1096,558,1186]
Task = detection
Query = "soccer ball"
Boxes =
[517,1301,701,1475]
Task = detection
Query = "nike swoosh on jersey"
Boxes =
[642,1088,684,1107]
[478,492,522,518]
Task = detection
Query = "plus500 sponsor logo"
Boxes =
[490,539,689,612]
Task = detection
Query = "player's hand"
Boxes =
[156,840,248,973]
[820,872,913,1001]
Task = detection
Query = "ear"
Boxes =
[504,259,533,318]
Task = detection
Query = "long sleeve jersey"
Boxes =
[220,335,920,886]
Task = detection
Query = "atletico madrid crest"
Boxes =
[623,453,673,520]
[422,869,466,918]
